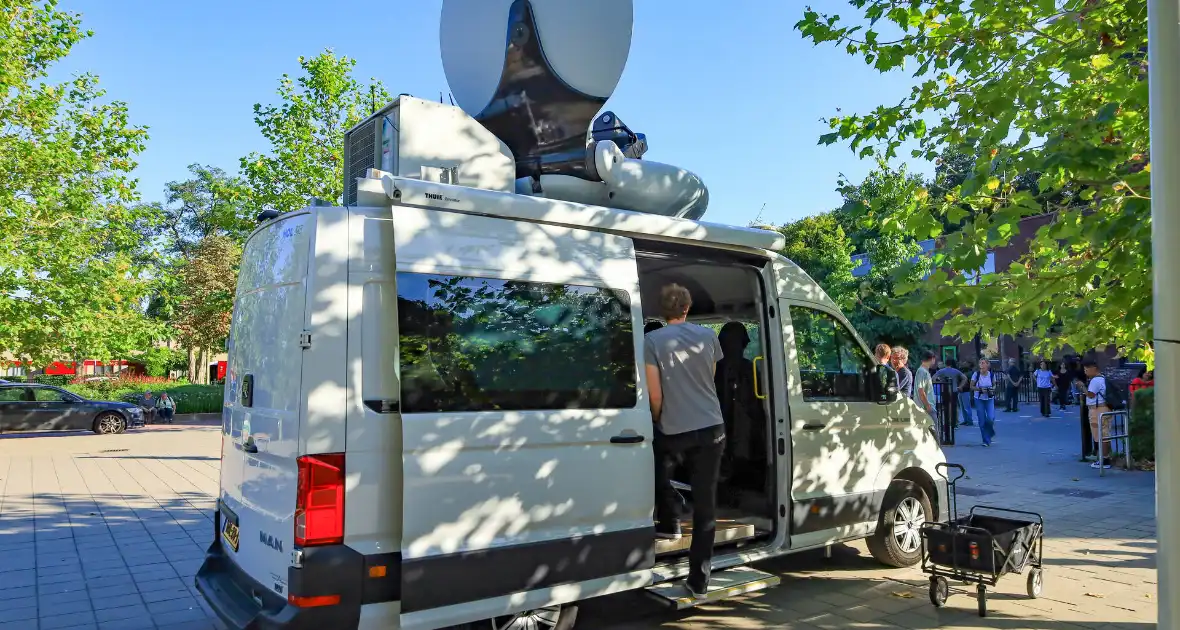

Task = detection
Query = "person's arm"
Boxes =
[646,364,663,423]
[917,377,931,410]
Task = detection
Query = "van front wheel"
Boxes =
[461,604,578,630]
[866,479,931,568]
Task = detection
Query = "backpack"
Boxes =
[1101,379,1127,411]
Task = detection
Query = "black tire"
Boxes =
[929,576,949,608]
[866,479,932,568]
[1027,568,1043,599]
[977,584,987,617]
[462,604,578,630]
[94,412,127,435]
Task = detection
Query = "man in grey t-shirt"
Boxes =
[644,283,725,599]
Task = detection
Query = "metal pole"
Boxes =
[1148,0,1180,625]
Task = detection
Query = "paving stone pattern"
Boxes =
[0,407,1159,629]
[0,423,221,630]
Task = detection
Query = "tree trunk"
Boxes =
[188,347,198,383]
[200,347,211,384]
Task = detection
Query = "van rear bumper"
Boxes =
[195,510,363,630]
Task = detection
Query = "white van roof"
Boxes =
[355,175,787,253]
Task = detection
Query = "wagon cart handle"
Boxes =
[936,462,966,483]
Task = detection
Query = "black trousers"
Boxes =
[1057,385,1071,408]
[1006,384,1020,411]
[1038,387,1052,416]
[654,424,725,592]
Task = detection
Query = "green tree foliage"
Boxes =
[774,212,857,308]
[797,0,1151,363]
[778,163,931,353]
[143,164,252,337]
[174,235,241,384]
[0,0,160,371]
[242,50,391,213]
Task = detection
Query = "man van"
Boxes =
[195,135,948,630]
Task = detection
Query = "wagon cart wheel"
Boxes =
[929,576,949,608]
[1027,568,1044,599]
[977,584,988,617]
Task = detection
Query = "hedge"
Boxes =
[1129,387,1155,464]
[64,380,224,414]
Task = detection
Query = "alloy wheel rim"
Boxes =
[492,606,562,630]
[893,497,926,553]
[100,415,121,433]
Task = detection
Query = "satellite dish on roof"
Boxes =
[441,0,633,116]
[437,0,709,220]
[441,0,633,180]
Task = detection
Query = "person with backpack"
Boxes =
[1083,360,1114,469]
[971,359,998,446]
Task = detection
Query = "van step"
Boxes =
[654,520,755,556]
[645,566,780,610]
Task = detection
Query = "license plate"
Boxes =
[221,504,240,552]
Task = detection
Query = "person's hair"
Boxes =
[979,358,991,367]
[892,346,909,362]
[643,320,664,334]
[1082,359,1099,370]
[1040,360,1048,368]
[874,344,892,360]
[659,284,693,321]
[922,350,936,363]
[1138,367,1147,378]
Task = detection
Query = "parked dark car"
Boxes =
[0,384,144,434]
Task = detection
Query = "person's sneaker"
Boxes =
[656,520,682,541]
[1090,461,1113,469]
[684,582,709,600]
[982,443,989,447]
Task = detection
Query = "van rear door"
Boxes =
[217,212,312,597]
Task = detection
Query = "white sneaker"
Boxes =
[1090,461,1112,469]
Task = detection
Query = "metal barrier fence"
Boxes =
[932,381,958,446]
[1096,410,1132,476]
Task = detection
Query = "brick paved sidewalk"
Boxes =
[0,424,222,630]
[581,405,1158,629]
[0,404,1158,629]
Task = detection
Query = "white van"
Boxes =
[195,171,949,630]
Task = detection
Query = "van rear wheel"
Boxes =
[866,479,931,568]
[462,604,578,630]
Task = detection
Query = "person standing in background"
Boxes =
[1082,360,1112,469]
[1054,364,1072,410]
[1004,358,1024,412]
[1034,361,1054,417]
[891,347,914,399]
[915,351,937,417]
[933,360,971,426]
[972,359,998,446]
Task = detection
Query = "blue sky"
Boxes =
[53,0,922,227]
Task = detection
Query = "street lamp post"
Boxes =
[1148,0,1179,626]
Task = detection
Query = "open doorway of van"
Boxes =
[635,243,777,561]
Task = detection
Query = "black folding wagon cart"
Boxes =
[920,463,1045,617]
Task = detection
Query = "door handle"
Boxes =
[610,434,645,444]
[802,423,826,431]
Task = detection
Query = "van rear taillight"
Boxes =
[295,453,345,547]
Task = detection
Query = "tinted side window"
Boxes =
[397,273,637,413]
[33,388,67,402]
[0,387,27,402]
[789,307,871,402]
